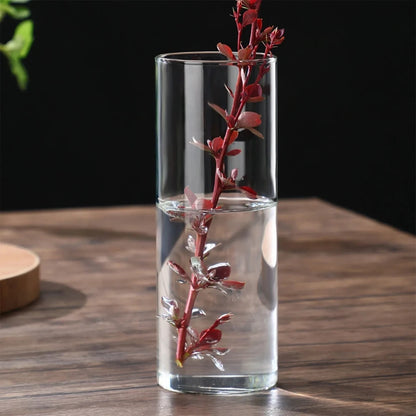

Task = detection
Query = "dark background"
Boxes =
[1,0,414,234]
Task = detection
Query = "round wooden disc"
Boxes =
[0,243,40,314]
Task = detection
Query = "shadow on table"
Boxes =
[0,280,86,328]
[275,384,410,416]
[155,384,409,416]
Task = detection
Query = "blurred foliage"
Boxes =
[0,0,33,90]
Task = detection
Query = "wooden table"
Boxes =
[0,199,414,415]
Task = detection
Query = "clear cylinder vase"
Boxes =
[155,51,278,394]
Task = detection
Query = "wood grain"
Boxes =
[0,243,40,313]
[0,199,414,415]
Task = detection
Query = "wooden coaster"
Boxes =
[0,243,40,314]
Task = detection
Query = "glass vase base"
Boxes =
[157,371,278,395]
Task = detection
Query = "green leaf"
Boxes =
[8,55,28,89]
[1,19,33,89]
[11,0,31,4]
[4,19,33,57]
[9,5,30,19]
[0,3,30,19]
[0,3,11,21]
[14,19,33,57]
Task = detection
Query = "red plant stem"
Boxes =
[175,285,197,366]
[195,233,207,258]
[235,2,242,49]
[249,18,257,49]
[211,127,233,207]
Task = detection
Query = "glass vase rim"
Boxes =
[155,51,277,65]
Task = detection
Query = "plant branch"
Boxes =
[171,0,285,368]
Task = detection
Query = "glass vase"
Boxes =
[155,51,277,394]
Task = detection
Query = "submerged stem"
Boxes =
[176,285,198,365]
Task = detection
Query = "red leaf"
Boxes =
[222,280,245,290]
[273,36,285,46]
[238,46,252,61]
[200,328,222,345]
[256,18,263,32]
[211,136,224,153]
[168,261,187,278]
[247,127,264,139]
[215,313,233,324]
[249,0,262,9]
[242,9,257,27]
[245,84,264,103]
[192,344,215,353]
[239,185,258,199]
[161,296,180,318]
[247,96,264,103]
[245,83,262,98]
[190,138,212,153]
[208,102,227,121]
[241,0,261,9]
[276,28,285,38]
[226,149,241,156]
[270,28,285,46]
[237,111,262,129]
[229,130,239,144]
[217,42,235,60]
[216,168,227,183]
[184,186,197,205]
[262,26,274,37]
[193,199,213,210]
[208,263,231,279]
[224,83,234,98]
